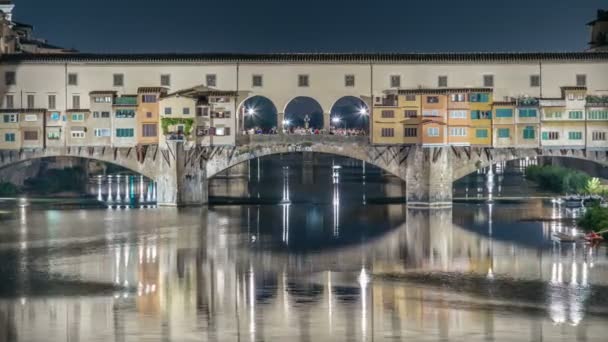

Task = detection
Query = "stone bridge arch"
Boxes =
[0,146,160,180]
[451,147,608,181]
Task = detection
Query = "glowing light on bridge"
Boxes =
[246,107,256,116]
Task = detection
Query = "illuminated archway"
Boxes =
[239,96,278,132]
[283,96,324,130]
[329,96,369,132]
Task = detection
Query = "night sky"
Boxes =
[15,0,606,53]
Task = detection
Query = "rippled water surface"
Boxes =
[0,154,607,341]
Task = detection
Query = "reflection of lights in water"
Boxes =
[20,297,26,305]
[327,271,333,332]
[116,175,121,201]
[108,176,113,202]
[359,267,369,339]
[97,177,103,201]
[333,181,340,237]
[249,265,256,336]
[282,167,290,244]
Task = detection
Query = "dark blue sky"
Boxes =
[16,0,606,53]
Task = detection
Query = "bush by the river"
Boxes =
[578,205,608,235]
[23,167,86,195]
[0,181,19,196]
[525,165,590,194]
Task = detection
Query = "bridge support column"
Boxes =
[278,112,285,133]
[156,142,208,207]
[323,112,331,131]
[406,147,452,208]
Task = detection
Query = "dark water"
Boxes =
[0,154,607,341]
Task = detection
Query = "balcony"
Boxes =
[586,95,608,107]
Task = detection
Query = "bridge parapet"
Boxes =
[236,134,369,146]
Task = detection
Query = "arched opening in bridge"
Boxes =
[284,97,324,131]
[329,96,369,134]
[240,96,278,133]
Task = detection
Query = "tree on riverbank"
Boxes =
[578,206,608,235]
[525,165,590,194]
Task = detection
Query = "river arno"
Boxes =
[0,155,607,341]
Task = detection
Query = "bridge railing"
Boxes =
[236,134,369,146]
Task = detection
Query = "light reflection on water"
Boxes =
[0,155,607,341]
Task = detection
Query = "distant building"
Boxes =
[0,0,75,55]
[588,9,608,51]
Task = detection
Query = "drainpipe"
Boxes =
[369,61,373,144]
[236,61,240,141]
[538,60,542,149]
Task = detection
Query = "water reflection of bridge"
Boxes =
[2,205,608,340]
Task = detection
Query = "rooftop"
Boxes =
[2,52,608,64]
[396,87,493,95]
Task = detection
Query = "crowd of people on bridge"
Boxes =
[243,126,367,136]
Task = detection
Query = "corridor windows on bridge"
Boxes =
[5,94,13,109]
[72,95,80,109]
[344,74,355,87]
[530,74,540,87]
[568,111,583,119]
[330,96,369,133]
[483,74,494,87]
[113,73,124,87]
[4,71,15,86]
[284,96,323,131]
[576,74,587,87]
[404,127,417,137]
[94,128,111,137]
[160,74,171,87]
[380,127,394,137]
[438,75,448,88]
[48,94,56,109]
[142,124,158,137]
[26,94,34,108]
[4,133,15,142]
[68,73,78,86]
[298,74,309,87]
[542,131,559,140]
[240,95,278,132]
[252,74,263,87]
[592,131,606,141]
[3,113,17,123]
[390,75,401,88]
[206,74,217,87]
[427,127,439,136]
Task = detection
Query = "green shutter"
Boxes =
[496,109,513,118]
[523,126,535,139]
[498,128,510,138]
[542,132,548,140]
[476,129,488,138]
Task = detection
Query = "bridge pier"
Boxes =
[156,142,208,207]
[406,147,453,208]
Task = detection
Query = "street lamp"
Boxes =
[246,107,256,116]
[358,107,369,116]
[332,117,341,124]
[282,119,291,126]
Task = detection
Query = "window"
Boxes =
[146,112,152,118]
[544,110,563,119]
[48,94,56,109]
[495,108,513,118]
[113,74,124,87]
[568,131,583,140]
[24,114,37,122]
[390,75,401,88]
[381,128,394,137]
[345,74,355,87]
[5,95,13,109]
[142,123,157,137]
[476,129,488,138]
[568,111,583,119]
[438,75,448,88]
[160,74,171,87]
[530,75,540,87]
[47,131,60,140]
[3,114,17,123]
[197,107,209,117]
[576,93,584,100]
[4,133,15,142]
[214,126,231,136]
[49,112,61,121]
[116,128,134,137]
[68,73,78,86]
[27,94,35,108]
[71,130,85,139]
[404,110,417,118]
[71,113,85,121]
[164,107,172,115]
[423,110,440,117]
[450,94,466,102]
[523,126,535,139]
[183,107,190,115]
[592,131,606,141]
[92,111,110,119]
[206,74,217,87]
[576,74,587,87]
[94,128,111,137]
[449,110,467,119]
[483,74,494,87]
[298,74,309,87]
[142,95,157,103]
[471,110,491,119]
[542,131,559,140]
[405,94,416,101]
[449,127,467,137]
[72,95,80,109]
[404,127,417,137]
[470,93,490,103]
[427,127,440,137]
[497,128,510,138]
[252,75,263,87]
[115,109,135,118]
[381,110,395,118]
[93,96,112,103]
[588,110,608,120]
[23,131,38,141]
[426,96,439,104]
[568,93,575,101]
[5,71,15,86]
[518,108,537,118]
